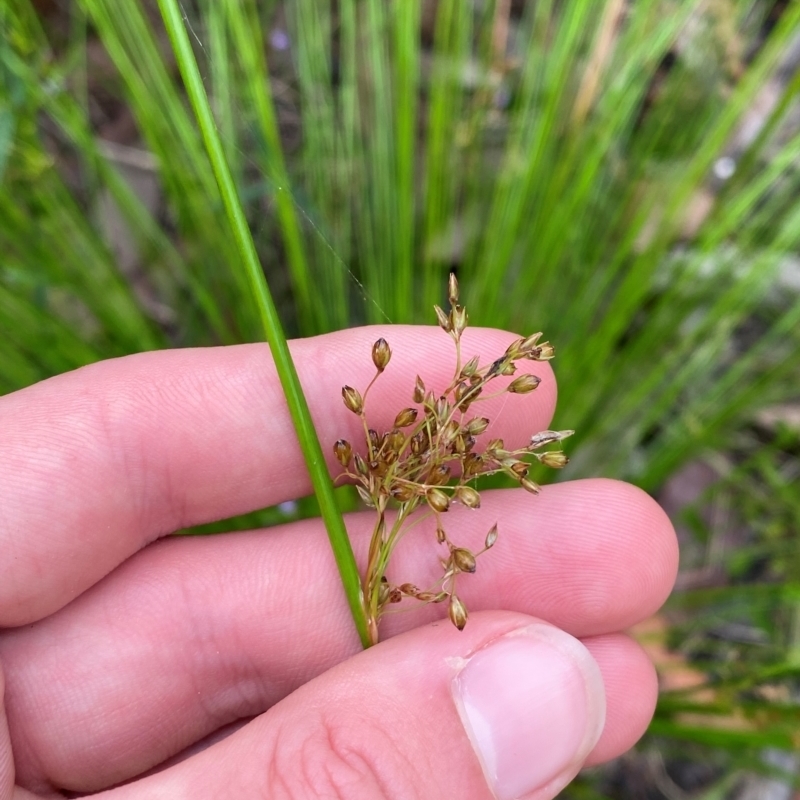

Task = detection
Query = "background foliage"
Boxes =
[2,0,800,795]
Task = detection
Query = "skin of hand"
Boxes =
[0,326,678,800]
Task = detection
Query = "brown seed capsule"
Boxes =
[455,485,481,509]
[529,429,574,449]
[369,459,388,477]
[510,461,529,478]
[426,488,450,513]
[385,429,405,452]
[371,338,391,371]
[508,374,541,394]
[538,450,569,468]
[394,407,418,428]
[427,464,451,485]
[342,385,364,414]
[434,304,452,332]
[463,452,483,476]
[521,477,541,494]
[410,431,429,455]
[436,526,447,544]
[416,591,440,602]
[528,341,555,361]
[454,381,470,404]
[448,595,468,631]
[390,483,416,502]
[400,583,419,596]
[452,547,477,573]
[485,523,498,549]
[448,272,459,306]
[333,439,352,466]
[466,417,490,435]
[413,375,425,403]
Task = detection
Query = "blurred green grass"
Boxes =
[3,0,800,793]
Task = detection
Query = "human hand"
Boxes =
[0,326,677,800]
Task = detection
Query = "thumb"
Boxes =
[105,611,606,800]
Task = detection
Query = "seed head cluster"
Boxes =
[334,274,573,645]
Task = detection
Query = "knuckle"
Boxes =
[267,712,418,800]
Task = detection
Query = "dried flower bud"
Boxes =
[537,450,569,469]
[416,591,441,602]
[528,341,555,360]
[371,338,391,372]
[368,429,380,450]
[452,305,468,337]
[434,304,452,332]
[486,438,504,453]
[354,452,369,476]
[455,485,481,509]
[333,439,352,466]
[520,332,543,352]
[448,594,468,630]
[400,583,419,596]
[356,485,375,507]
[529,429,574,449]
[441,419,460,445]
[394,407,418,428]
[389,587,403,603]
[460,355,479,378]
[466,417,490,435]
[448,272,459,306]
[500,361,517,376]
[413,375,425,403]
[485,523,498,549]
[504,337,525,359]
[342,385,363,414]
[426,488,450,513]
[436,526,447,544]
[521,477,541,494]
[434,396,450,420]
[391,483,416,502]
[508,374,541,394]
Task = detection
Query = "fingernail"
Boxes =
[451,624,606,800]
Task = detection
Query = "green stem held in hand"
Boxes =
[156,0,371,649]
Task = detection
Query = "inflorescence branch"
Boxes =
[334,274,573,645]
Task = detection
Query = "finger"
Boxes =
[3,480,675,793]
[0,327,555,626]
[91,614,612,800]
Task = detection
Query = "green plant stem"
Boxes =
[155,0,370,649]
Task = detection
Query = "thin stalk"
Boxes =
[156,0,370,649]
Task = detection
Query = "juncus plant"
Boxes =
[335,275,573,644]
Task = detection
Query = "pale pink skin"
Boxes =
[0,326,678,799]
